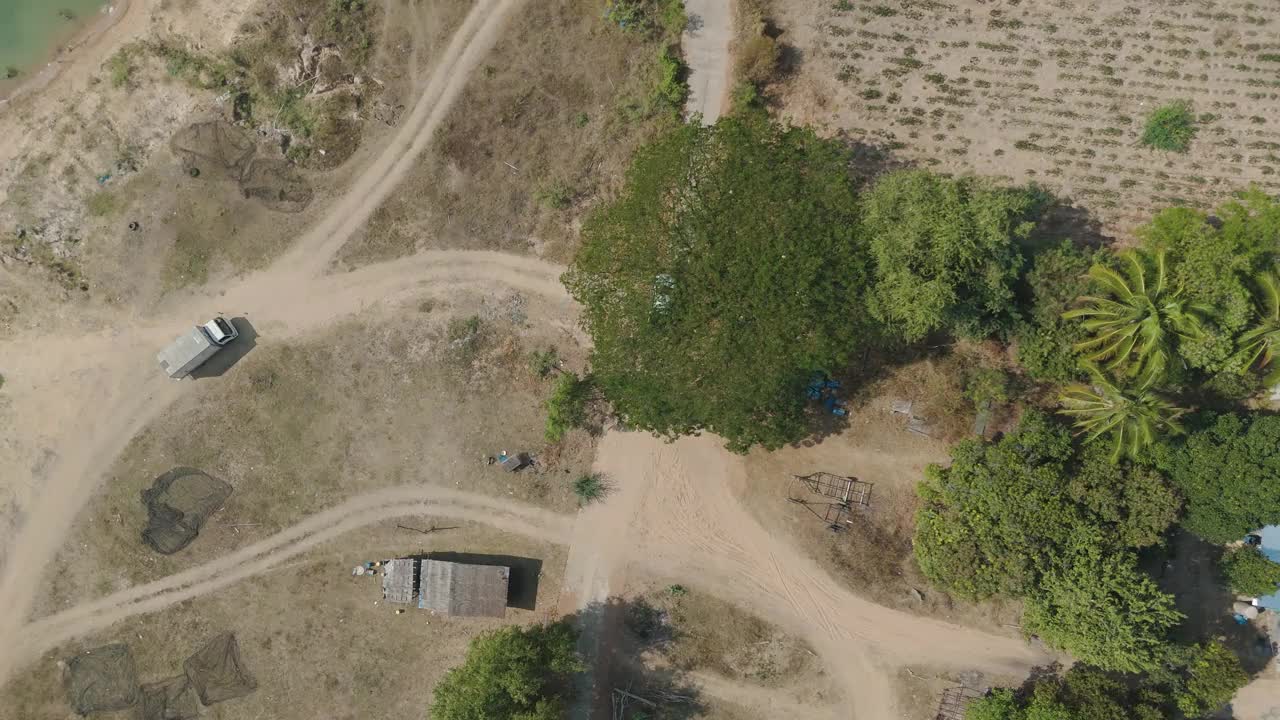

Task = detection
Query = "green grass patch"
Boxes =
[1141,101,1197,152]
[85,191,118,217]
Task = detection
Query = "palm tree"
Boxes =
[1233,271,1280,386]
[1058,370,1186,462]
[1063,249,1208,389]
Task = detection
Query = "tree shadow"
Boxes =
[1144,531,1274,674]
[1022,198,1114,255]
[570,597,706,720]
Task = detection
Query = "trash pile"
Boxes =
[805,374,847,417]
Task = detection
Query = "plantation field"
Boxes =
[776,0,1280,237]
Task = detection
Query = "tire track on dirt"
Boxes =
[15,485,571,670]
[0,0,524,686]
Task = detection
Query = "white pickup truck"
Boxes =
[157,317,239,379]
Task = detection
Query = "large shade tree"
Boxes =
[563,116,868,451]
[1064,249,1208,388]
[861,170,1044,342]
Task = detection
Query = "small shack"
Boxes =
[418,559,510,618]
[381,558,417,605]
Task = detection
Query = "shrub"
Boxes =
[1141,101,1197,152]
[653,46,687,109]
[528,347,560,377]
[572,473,607,504]
[1220,546,1280,596]
[536,179,574,210]
[545,372,590,442]
[737,33,780,86]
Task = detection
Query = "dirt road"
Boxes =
[0,1,1051,717]
[682,0,733,124]
[0,0,524,685]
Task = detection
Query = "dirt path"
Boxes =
[682,0,733,124]
[0,0,523,685]
[589,431,1051,718]
[0,1,1049,716]
[689,670,838,720]
[13,484,571,670]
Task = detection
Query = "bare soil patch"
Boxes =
[773,0,1280,238]
[34,299,594,617]
[339,0,681,268]
[731,355,1025,636]
[1,520,566,720]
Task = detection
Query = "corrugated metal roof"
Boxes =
[1257,526,1280,610]
[418,560,509,617]
[382,559,416,605]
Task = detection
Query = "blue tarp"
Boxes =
[1257,525,1280,610]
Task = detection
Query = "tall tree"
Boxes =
[1057,370,1186,462]
[1064,249,1208,388]
[1232,271,1280,386]
[564,116,868,451]
[1148,412,1280,543]
[862,170,1044,342]
[1023,536,1183,674]
[430,622,581,720]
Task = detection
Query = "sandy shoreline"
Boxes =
[0,0,134,107]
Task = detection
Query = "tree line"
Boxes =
[558,115,1280,718]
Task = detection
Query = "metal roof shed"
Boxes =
[418,560,509,617]
[382,558,416,605]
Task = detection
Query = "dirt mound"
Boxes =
[65,643,140,715]
[169,121,256,180]
[240,159,314,213]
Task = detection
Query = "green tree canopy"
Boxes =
[1057,370,1186,462]
[966,659,1241,720]
[1176,641,1249,718]
[1014,240,1097,383]
[1220,546,1280,597]
[862,170,1044,342]
[1233,271,1280,385]
[1063,249,1208,388]
[1148,412,1280,543]
[1023,537,1183,673]
[430,622,581,720]
[564,116,868,451]
[1140,189,1280,374]
[915,412,1177,600]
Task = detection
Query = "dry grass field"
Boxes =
[774,0,1280,237]
[3,521,567,720]
[32,295,595,618]
[339,0,682,268]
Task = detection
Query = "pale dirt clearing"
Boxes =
[683,0,733,124]
[583,431,1053,719]
[0,0,524,686]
